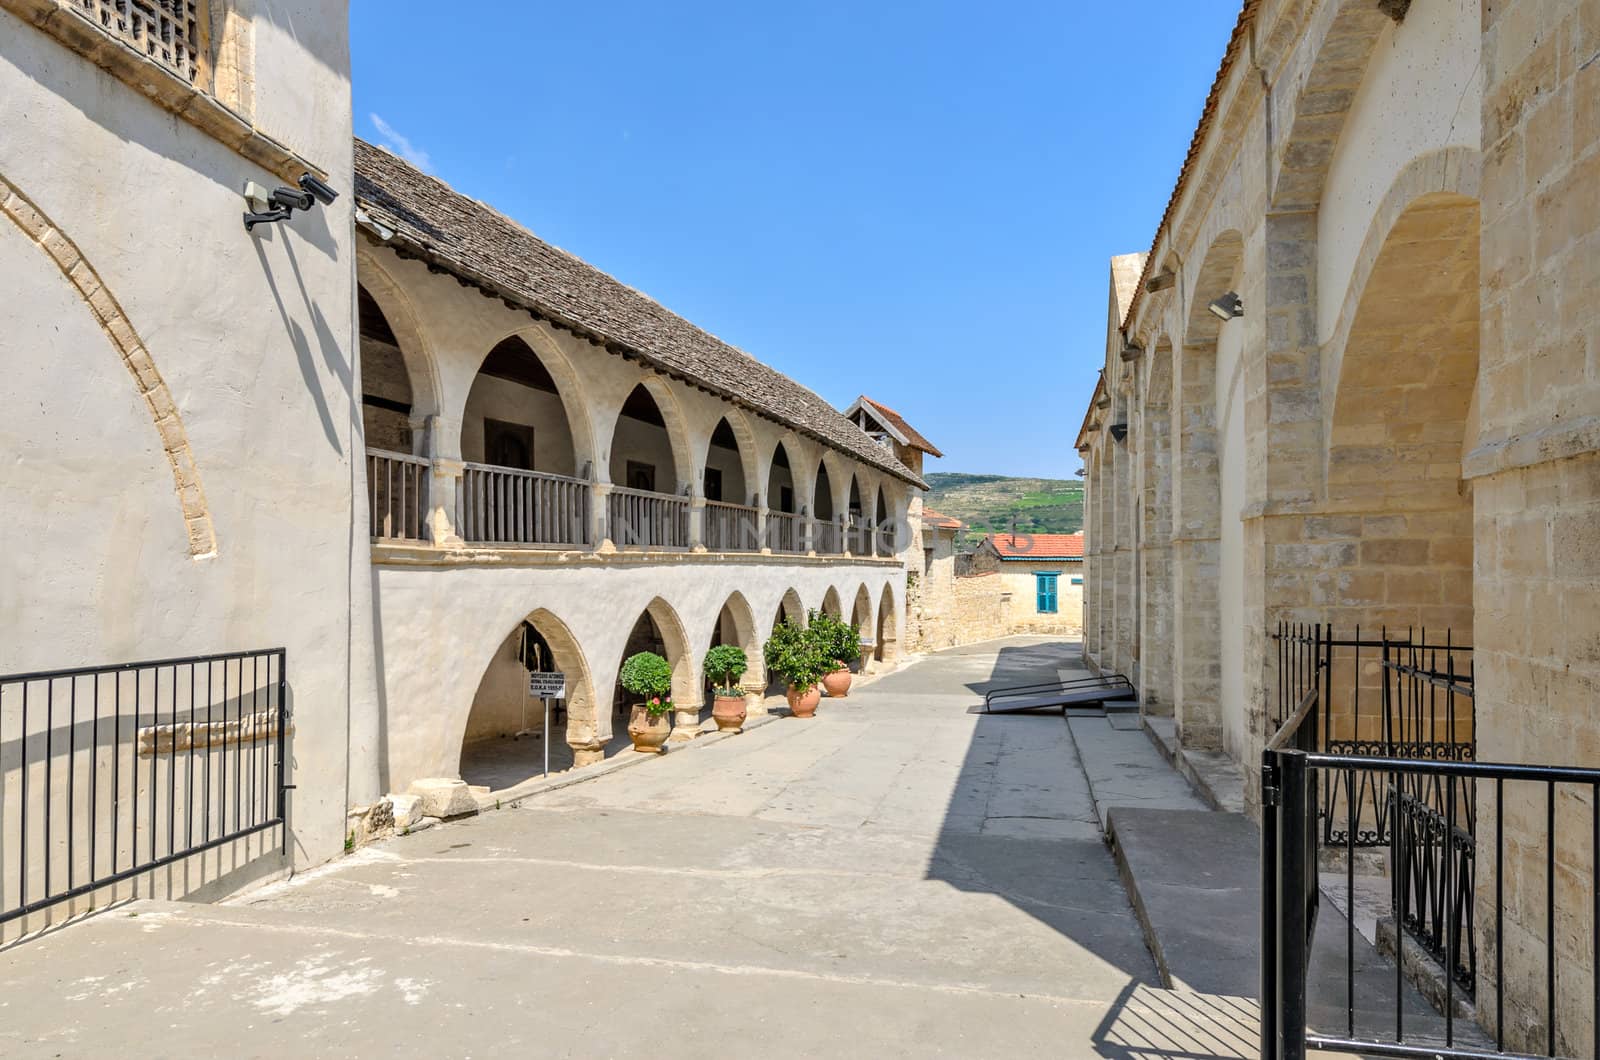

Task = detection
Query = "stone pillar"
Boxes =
[669,701,702,742]
[689,495,707,552]
[567,737,606,768]
[591,482,615,552]
[756,501,771,554]
[429,459,462,545]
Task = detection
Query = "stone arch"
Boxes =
[1139,335,1177,713]
[708,589,765,693]
[874,582,899,665]
[467,323,599,477]
[356,249,445,427]
[610,375,696,493]
[1,174,216,557]
[458,607,598,783]
[1170,230,1244,750]
[1269,0,1393,211]
[820,585,843,619]
[613,596,699,736]
[703,409,761,506]
[774,588,805,631]
[850,583,873,671]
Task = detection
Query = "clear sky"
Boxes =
[351,1,1241,480]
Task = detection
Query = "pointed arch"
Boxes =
[820,585,843,619]
[2,174,216,556]
[610,376,695,493]
[704,410,760,507]
[875,582,899,665]
[356,248,444,427]
[709,590,765,692]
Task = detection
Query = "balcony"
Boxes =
[703,500,761,552]
[457,462,590,548]
[606,485,690,550]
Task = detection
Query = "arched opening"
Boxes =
[704,417,757,550]
[820,585,842,619]
[458,333,589,546]
[1322,192,1480,743]
[613,598,697,732]
[875,583,898,665]
[608,384,688,548]
[874,486,892,557]
[767,588,806,695]
[360,284,431,542]
[813,462,837,552]
[1139,338,1176,714]
[766,442,800,553]
[459,609,601,789]
[706,591,764,700]
[847,474,866,553]
[1172,230,1241,752]
[850,584,873,672]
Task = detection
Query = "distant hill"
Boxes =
[924,473,1084,551]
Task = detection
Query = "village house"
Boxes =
[0,1,940,938]
[967,532,1086,636]
[1076,0,1599,1053]
[906,506,962,651]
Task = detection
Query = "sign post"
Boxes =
[527,673,566,777]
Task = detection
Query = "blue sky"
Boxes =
[352,1,1241,480]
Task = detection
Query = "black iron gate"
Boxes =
[1,649,289,926]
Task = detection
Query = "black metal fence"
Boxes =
[1,649,289,926]
[1263,627,1598,1059]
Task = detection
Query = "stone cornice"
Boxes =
[372,544,904,570]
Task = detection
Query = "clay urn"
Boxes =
[712,692,747,733]
[786,683,821,719]
[821,665,852,698]
[628,703,672,753]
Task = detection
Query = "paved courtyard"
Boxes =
[0,637,1258,1058]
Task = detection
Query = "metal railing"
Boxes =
[366,448,431,541]
[766,511,803,554]
[703,501,761,552]
[607,485,689,549]
[456,461,591,548]
[1260,701,1587,1056]
[1,649,289,927]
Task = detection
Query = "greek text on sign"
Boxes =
[528,672,566,698]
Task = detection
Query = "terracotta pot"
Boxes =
[712,693,747,733]
[786,683,821,718]
[627,703,672,753]
[822,665,852,698]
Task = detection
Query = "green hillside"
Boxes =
[924,473,1084,551]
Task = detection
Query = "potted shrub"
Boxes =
[704,643,749,733]
[620,651,674,753]
[811,610,862,698]
[764,619,828,718]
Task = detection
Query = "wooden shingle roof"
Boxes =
[352,139,925,489]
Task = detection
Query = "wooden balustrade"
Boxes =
[765,511,803,553]
[457,462,591,547]
[704,501,761,552]
[814,518,842,555]
[607,485,690,549]
[366,448,431,541]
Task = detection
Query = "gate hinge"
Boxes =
[1261,765,1280,806]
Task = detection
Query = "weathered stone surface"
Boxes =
[406,779,478,820]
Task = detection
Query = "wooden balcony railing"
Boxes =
[765,511,803,554]
[847,517,873,555]
[608,486,690,549]
[875,523,896,557]
[457,462,591,547]
[366,448,431,541]
[704,501,761,552]
[814,518,842,555]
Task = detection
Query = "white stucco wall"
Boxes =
[1215,315,1248,760]
[462,375,578,476]
[1316,0,1481,343]
[0,4,360,891]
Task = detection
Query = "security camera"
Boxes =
[298,172,339,206]
[269,186,316,212]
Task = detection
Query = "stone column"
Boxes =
[591,482,615,552]
[689,495,707,552]
[669,701,702,742]
[567,736,606,768]
[423,414,462,545]
[756,501,771,554]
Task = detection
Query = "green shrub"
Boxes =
[703,644,749,696]
[764,620,829,690]
[808,609,861,665]
[620,651,674,716]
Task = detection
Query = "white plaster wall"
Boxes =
[704,442,749,503]
[0,5,359,881]
[609,416,679,489]
[1215,316,1248,759]
[372,559,904,788]
[1316,0,1481,342]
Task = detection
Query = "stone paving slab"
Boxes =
[1065,715,1211,828]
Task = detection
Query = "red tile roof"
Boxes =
[921,507,962,530]
[859,397,944,458]
[985,532,1084,560]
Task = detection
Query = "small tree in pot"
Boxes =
[704,644,749,734]
[764,620,829,718]
[620,651,675,753]
[810,610,862,698]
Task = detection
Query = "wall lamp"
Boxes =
[244,172,339,232]
[1207,291,1244,321]
[1109,423,1129,443]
